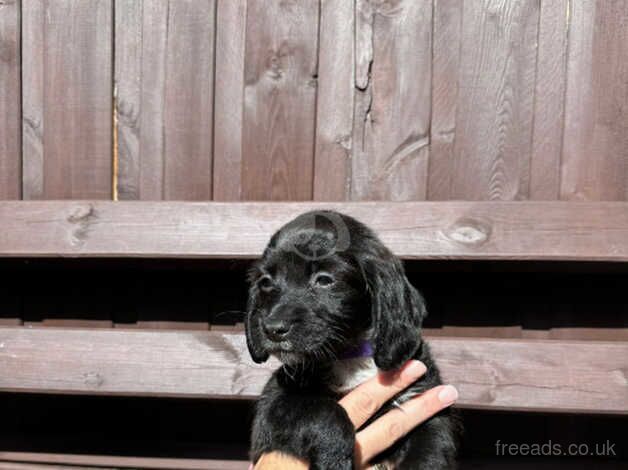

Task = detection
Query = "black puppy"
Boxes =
[246,210,460,469]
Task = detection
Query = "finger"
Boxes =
[254,452,308,470]
[355,384,458,465]
[338,360,427,429]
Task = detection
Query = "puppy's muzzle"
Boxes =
[262,317,292,342]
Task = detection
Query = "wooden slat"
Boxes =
[0,463,108,470]
[352,0,432,201]
[241,0,319,200]
[163,0,215,200]
[21,0,112,199]
[560,0,628,201]
[1,201,628,260]
[0,327,625,414]
[114,0,143,200]
[136,0,168,200]
[0,0,21,200]
[428,0,462,201]
[21,0,44,200]
[441,0,540,200]
[213,0,248,201]
[312,0,354,201]
[115,0,215,200]
[0,453,248,470]
[529,0,569,200]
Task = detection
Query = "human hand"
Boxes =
[253,360,458,469]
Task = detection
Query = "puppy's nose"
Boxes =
[263,318,291,342]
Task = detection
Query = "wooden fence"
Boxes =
[1,0,627,201]
[0,1,627,468]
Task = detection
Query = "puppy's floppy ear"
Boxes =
[245,300,269,363]
[245,268,269,364]
[360,247,427,371]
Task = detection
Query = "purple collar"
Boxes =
[339,341,373,360]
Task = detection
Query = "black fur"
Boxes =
[246,211,461,469]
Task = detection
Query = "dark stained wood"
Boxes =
[21,0,44,200]
[430,336,628,413]
[529,0,569,200]
[213,0,247,201]
[1,201,628,260]
[428,0,462,201]
[313,0,354,201]
[0,0,21,200]
[352,0,432,201]
[0,463,108,470]
[0,327,278,398]
[136,0,169,200]
[0,453,248,470]
[448,0,540,200]
[561,0,628,201]
[115,0,215,200]
[163,0,215,200]
[114,0,142,200]
[241,0,319,200]
[21,0,112,199]
[0,327,625,413]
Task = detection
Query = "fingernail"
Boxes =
[402,360,427,379]
[438,385,458,405]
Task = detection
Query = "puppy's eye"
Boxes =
[258,275,274,292]
[313,273,334,287]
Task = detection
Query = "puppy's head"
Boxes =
[245,210,426,370]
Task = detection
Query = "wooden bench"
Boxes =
[1,201,627,468]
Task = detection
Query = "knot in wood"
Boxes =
[67,204,95,224]
[445,217,492,246]
[83,372,104,388]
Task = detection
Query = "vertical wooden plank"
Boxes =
[352,0,432,201]
[116,0,215,200]
[448,0,540,200]
[213,0,247,201]
[312,0,354,201]
[428,0,462,200]
[21,0,44,199]
[560,0,628,201]
[23,0,113,199]
[529,0,569,200]
[163,0,214,200]
[0,0,21,199]
[136,0,168,200]
[241,0,319,201]
[114,0,142,200]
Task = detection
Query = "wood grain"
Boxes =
[136,0,169,200]
[0,452,248,470]
[428,0,462,200]
[529,0,569,200]
[0,0,21,199]
[448,0,540,200]
[241,0,319,200]
[21,0,45,200]
[0,327,625,413]
[213,0,248,201]
[22,0,112,199]
[116,0,215,200]
[163,0,215,200]
[1,201,628,260]
[114,0,142,200]
[561,0,628,201]
[352,0,432,201]
[312,0,354,201]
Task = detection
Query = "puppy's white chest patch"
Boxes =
[330,357,378,394]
